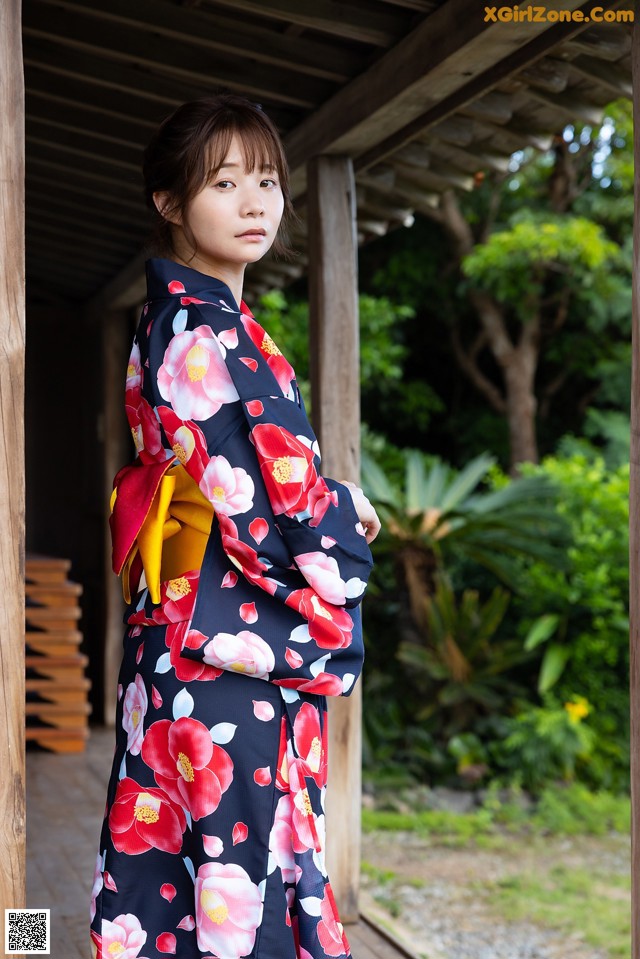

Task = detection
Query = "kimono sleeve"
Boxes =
[242,394,373,609]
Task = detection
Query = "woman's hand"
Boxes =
[340,481,381,544]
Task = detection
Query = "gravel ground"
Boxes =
[360,830,628,959]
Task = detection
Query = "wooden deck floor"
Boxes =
[26,726,417,959]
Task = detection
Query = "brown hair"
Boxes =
[143,94,295,258]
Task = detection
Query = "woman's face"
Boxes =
[162,133,285,277]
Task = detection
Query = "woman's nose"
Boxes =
[241,187,265,216]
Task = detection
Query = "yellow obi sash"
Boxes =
[110,459,214,604]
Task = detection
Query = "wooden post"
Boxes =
[0,0,26,918]
[631,14,640,958]
[307,155,361,922]
[102,310,134,724]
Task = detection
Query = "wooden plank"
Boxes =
[24,3,332,110]
[0,0,26,921]
[36,0,361,83]
[284,0,588,190]
[197,0,406,46]
[307,155,362,922]
[354,0,598,174]
[631,19,640,959]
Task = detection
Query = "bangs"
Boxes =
[205,123,284,180]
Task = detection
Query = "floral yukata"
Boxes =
[90,257,373,959]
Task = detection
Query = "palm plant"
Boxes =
[362,449,568,632]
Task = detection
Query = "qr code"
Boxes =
[5,909,50,954]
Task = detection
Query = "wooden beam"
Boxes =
[307,155,362,923]
[0,0,26,920]
[36,0,361,83]
[630,19,640,959]
[24,3,332,110]
[284,0,588,191]
[194,0,406,46]
[352,0,601,174]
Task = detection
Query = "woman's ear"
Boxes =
[153,191,181,225]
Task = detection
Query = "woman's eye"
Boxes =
[261,178,278,188]
[215,180,234,189]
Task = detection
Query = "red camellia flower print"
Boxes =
[232,821,248,845]
[293,702,327,788]
[108,777,186,855]
[141,717,233,821]
[154,570,200,625]
[251,424,318,517]
[156,932,177,954]
[164,622,222,683]
[156,406,209,477]
[241,314,295,395]
[285,588,353,650]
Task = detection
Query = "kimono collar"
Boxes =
[145,257,254,317]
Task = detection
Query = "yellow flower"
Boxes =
[564,700,590,723]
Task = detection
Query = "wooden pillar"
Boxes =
[0,0,26,916]
[631,13,640,958]
[307,155,361,922]
[102,311,133,724]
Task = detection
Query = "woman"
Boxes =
[90,94,379,959]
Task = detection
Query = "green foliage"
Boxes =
[361,781,629,837]
[494,698,595,793]
[461,215,621,325]
[511,454,630,789]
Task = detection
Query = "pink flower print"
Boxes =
[122,674,147,756]
[268,794,296,883]
[199,455,255,516]
[252,700,275,722]
[240,602,258,624]
[151,686,162,709]
[317,884,350,957]
[285,647,304,669]
[203,835,224,857]
[232,822,248,845]
[126,342,142,392]
[177,915,195,931]
[294,552,348,606]
[141,717,234,821]
[195,862,262,958]
[222,570,238,588]
[100,913,148,959]
[248,517,268,544]
[203,630,275,680]
[157,326,238,420]
[156,932,177,954]
[160,884,176,902]
[240,356,258,371]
